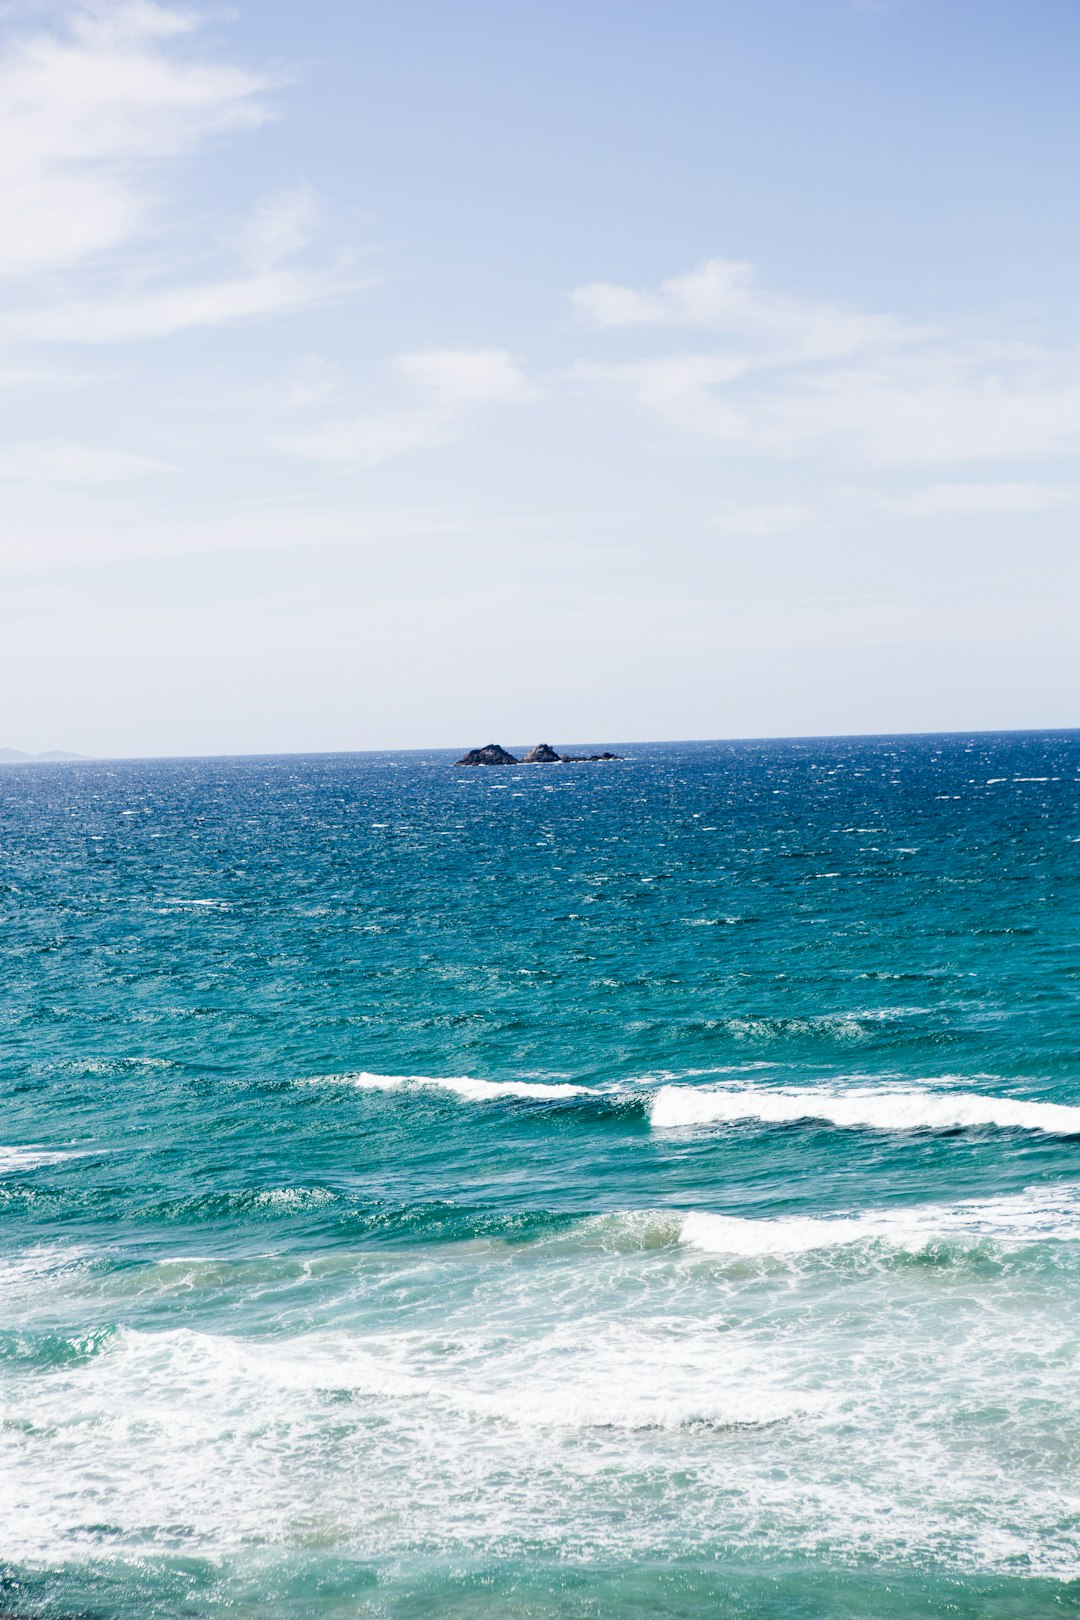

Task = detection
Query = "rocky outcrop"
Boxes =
[455,742,621,765]
[454,743,520,766]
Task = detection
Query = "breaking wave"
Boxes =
[300,1070,1080,1144]
[307,1071,591,1102]
[0,1145,86,1174]
[679,1187,1080,1255]
[650,1084,1080,1136]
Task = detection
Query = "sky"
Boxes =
[1,0,1079,758]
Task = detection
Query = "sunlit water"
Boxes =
[2,734,1079,1618]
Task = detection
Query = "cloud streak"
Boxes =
[286,349,535,466]
[572,259,1080,466]
[0,441,173,483]
[2,259,359,345]
[571,257,911,364]
[712,502,812,536]
[0,2,273,279]
[0,7,354,348]
[884,481,1075,515]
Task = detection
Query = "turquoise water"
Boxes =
[2,733,1080,1619]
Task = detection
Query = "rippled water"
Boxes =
[2,734,1079,1617]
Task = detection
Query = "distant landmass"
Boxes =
[0,748,86,763]
[455,742,621,766]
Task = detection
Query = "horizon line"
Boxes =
[3,723,1079,765]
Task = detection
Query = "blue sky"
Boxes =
[2,0,1078,756]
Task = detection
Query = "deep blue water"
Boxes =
[2,733,1080,1618]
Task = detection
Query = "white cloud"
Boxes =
[0,2,273,280]
[277,353,342,409]
[233,182,321,272]
[573,260,1080,465]
[0,487,560,568]
[579,354,751,440]
[0,9,354,348]
[286,407,458,466]
[2,261,357,345]
[0,442,172,482]
[570,256,909,364]
[712,502,812,536]
[884,482,1074,515]
[287,349,534,466]
[395,348,534,408]
[0,362,92,388]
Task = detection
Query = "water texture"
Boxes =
[2,733,1079,1618]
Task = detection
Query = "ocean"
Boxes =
[2,733,1079,1619]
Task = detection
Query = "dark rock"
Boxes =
[454,743,520,766]
[454,742,621,766]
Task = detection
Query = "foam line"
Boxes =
[318,1071,590,1101]
[680,1188,1080,1255]
[0,1146,84,1173]
[650,1084,1080,1135]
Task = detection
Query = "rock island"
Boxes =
[455,742,621,765]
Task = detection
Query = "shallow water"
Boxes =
[2,734,1079,1617]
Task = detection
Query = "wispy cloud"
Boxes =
[232,182,321,272]
[0,2,272,280]
[287,349,535,466]
[571,259,1080,465]
[571,256,910,364]
[0,5,355,347]
[395,348,534,409]
[884,481,1075,515]
[0,441,173,482]
[2,257,358,345]
[712,502,812,536]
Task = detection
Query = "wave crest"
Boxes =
[650,1085,1080,1136]
[0,1145,86,1174]
[306,1071,590,1102]
[680,1188,1080,1255]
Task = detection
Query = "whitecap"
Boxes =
[0,1145,85,1173]
[307,1071,591,1101]
[680,1187,1080,1256]
[650,1084,1080,1136]
[251,1187,336,1211]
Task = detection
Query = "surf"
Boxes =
[649,1084,1080,1136]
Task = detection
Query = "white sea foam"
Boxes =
[0,1314,818,1563]
[680,1187,1080,1256]
[305,1071,1080,1137]
[650,1084,1080,1135]
[251,1186,336,1211]
[461,1370,813,1431]
[312,1070,590,1101]
[3,1220,1080,1576]
[0,1145,84,1173]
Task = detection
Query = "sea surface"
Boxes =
[2,733,1080,1619]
